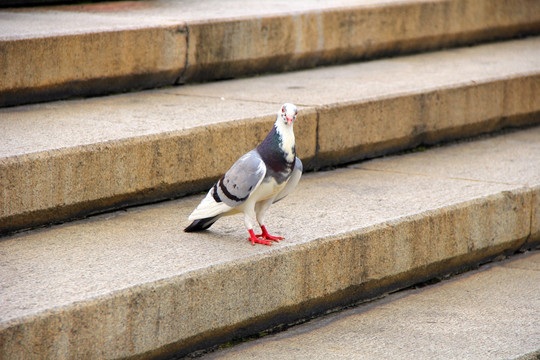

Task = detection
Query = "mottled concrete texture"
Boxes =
[1,38,540,234]
[353,126,540,242]
[1,0,540,106]
[0,100,318,234]
[0,23,188,107]
[178,38,540,165]
[203,252,540,360]
[0,127,538,359]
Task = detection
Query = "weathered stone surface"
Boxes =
[0,127,538,359]
[182,0,540,83]
[1,38,539,234]
[2,0,540,106]
[0,96,317,234]
[353,126,540,245]
[202,253,540,360]
[353,126,540,185]
[176,37,540,165]
[0,22,188,106]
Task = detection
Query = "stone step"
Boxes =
[2,0,540,107]
[2,37,540,235]
[1,126,538,359]
[201,251,540,360]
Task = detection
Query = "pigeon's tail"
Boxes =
[184,216,220,232]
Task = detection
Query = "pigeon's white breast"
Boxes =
[250,177,287,203]
[275,120,296,163]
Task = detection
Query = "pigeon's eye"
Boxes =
[281,106,285,113]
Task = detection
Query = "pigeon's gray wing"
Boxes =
[274,157,302,203]
[212,150,266,208]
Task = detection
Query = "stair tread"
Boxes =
[2,0,540,107]
[2,37,539,159]
[1,126,539,358]
[201,252,540,360]
[2,37,540,235]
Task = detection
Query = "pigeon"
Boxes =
[185,103,302,245]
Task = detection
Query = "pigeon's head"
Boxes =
[279,103,298,126]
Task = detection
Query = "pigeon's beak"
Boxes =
[286,115,293,125]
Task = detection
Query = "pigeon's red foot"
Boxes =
[256,225,284,242]
[249,229,272,246]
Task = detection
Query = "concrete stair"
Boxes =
[1,0,540,107]
[1,126,539,359]
[2,37,540,235]
[201,251,540,360]
[1,1,540,359]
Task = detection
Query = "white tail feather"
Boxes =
[188,191,233,220]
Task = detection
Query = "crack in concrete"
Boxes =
[175,23,190,85]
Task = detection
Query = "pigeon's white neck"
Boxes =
[275,117,295,163]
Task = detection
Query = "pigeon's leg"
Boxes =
[255,198,284,242]
[244,208,272,246]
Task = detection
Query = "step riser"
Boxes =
[0,26,187,107]
[0,113,317,234]
[2,0,540,107]
[315,75,540,165]
[2,73,539,235]
[0,188,533,359]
